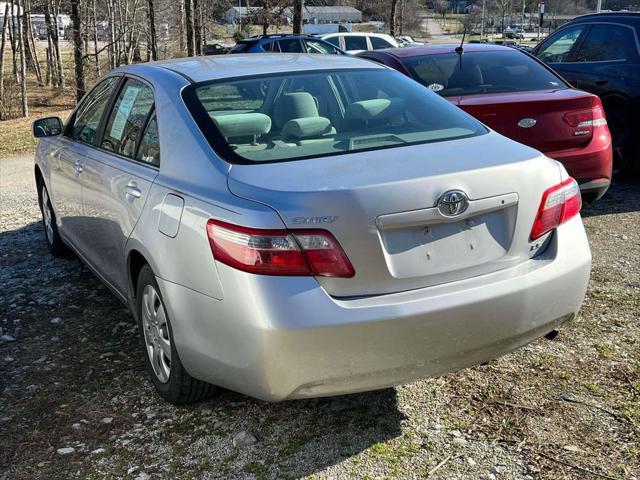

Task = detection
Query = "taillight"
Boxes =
[206,220,355,277]
[563,100,607,129]
[530,177,582,241]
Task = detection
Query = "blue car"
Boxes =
[229,34,347,55]
[533,13,640,176]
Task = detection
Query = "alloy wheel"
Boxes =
[141,284,172,383]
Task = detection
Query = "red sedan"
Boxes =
[358,44,612,202]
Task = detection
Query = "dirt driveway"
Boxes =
[1,154,638,480]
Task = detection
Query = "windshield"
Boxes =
[404,50,567,97]
[183,68,486,164]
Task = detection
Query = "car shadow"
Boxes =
[1,221,405,478]
[581,179,640,218]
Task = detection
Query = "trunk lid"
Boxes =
[454,89,596,153]
[227,132,561,297]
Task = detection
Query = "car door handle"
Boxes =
[124,182,142,199]
[594,78,608,86]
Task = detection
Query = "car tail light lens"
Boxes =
[206,220,355,277]
[563,101,607,129]
[530,177,582,241]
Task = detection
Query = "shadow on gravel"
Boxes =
[581,180,640,218]
[1,221,406,479]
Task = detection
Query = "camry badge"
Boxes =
[518,118,537,128]
[437,190,469,217]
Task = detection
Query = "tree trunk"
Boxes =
[178,0,184,55]
[184,0,194,56]
[10,0,18,83]
[23,0,43,85]
[70,0,85,102]
[193,0,201,55]
[43,4,57,86]
[0,2,10,104]
[50,0,64,87]
[107,0,116,68]
[389,0,399,36]
[16,0,28,116]
[91,0,100,76]
[147,0,157,60]
[292,0,303,34]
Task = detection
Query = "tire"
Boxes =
[136,264,215,405]
[602,96,637,177]
[39,183,70,257]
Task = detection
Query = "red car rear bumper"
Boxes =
[546,128,613,202]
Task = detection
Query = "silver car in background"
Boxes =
[32,54,591,404]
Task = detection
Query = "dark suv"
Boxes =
[533,13,640,175]
[229,34,346,55]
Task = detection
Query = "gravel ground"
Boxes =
[1,154,639,480]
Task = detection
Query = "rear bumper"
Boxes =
[547,129,613,201]
[158,216,591,402]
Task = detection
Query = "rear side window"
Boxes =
[305,39,341,54]
[276,39,303,53]
[575,24,638,62]
[101,78,155,158]
[345,36,368,51]
[371,36,393,49]
[67,77,120,145]
[536,25,586,63]
[404,50,566,97]
[136,113,160,167]
[184,68,486,164]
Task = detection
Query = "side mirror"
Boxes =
[33,117,63,138]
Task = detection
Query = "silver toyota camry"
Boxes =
[32,54,591,404]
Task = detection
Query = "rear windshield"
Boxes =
[183,69,486,164]
[404,50,566,97]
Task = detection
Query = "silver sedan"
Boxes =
[32,54,591,404]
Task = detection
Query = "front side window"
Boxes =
[371,36,393,50]
[184,68,486,164]
[324,36,340,48]
[405,50,566,97]
[68,77,120,145]
[575,24,638,62]
[101,78,155,158]
[344,36,368,51]
[536,25,586,63]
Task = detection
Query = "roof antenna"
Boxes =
[455,26,466,70]
[455,26,466,54]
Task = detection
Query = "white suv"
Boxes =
[321,32,399,53]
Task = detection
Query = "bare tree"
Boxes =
[147,0,158,60]
[292,0,303,34]
[193,0,201,54]
[70,0,85,101]
[389,0,399,36]
[0,2,10,117]
[16,0,28,116]
[184,0,194,56]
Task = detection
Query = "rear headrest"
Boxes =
[281,117,332,140]
[273,92,319,128]
[345,98,406,122]
[211,113,271,140]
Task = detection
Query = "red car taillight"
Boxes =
[206,220,355,278]
[530,177,582,241]
[563,99,607,129]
